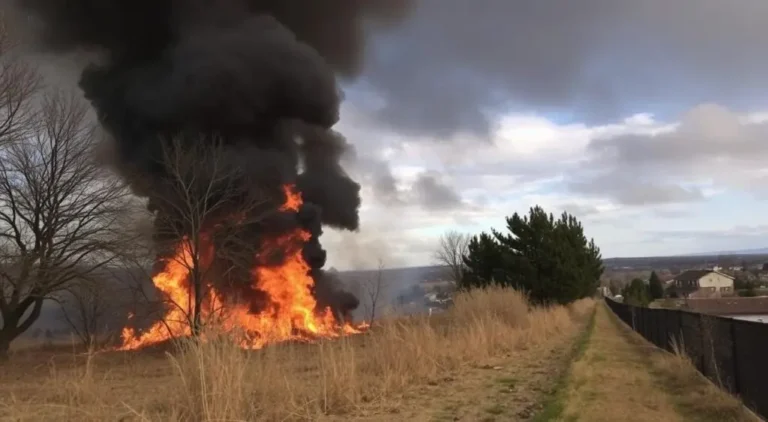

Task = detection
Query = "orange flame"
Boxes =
[118,184,365,350]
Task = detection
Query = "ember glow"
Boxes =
[119,185,366,351]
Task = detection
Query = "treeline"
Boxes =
[618,271,760,306]
[437,206,604,305]
[619,272,664,306]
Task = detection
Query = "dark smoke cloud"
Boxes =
[359,0,768,137]
[11,0,413,320]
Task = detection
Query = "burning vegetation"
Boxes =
[10,0,413,349]
[120,184,366,351]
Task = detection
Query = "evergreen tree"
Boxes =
[739,281,757,297]
[461,206,603,304]
[648,271,664,300]
[622,278,650,306]
[460,232,506,289]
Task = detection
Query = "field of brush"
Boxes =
[0,287,594,422]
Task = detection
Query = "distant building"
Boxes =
[672,270,735,298]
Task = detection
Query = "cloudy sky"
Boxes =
[322,0,768,270]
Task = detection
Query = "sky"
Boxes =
[321,0,768,270]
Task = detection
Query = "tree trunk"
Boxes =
[0,297,44,359]
[192,270,203,337]
[0,330,13,362]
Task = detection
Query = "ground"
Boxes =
[0,289,594,421]
[3,299,757,422]
[555,304,759,422]
[336,315,588,422]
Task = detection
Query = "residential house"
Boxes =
[671,270,735,298]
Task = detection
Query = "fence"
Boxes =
[605,298,768,419]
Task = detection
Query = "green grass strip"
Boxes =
[532,306,597,422]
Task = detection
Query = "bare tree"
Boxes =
[58,204,152,348]
[112,209,163,328]
[0,15,41,147]
[58,276,122,347]
[433,230,469,285]
[148,136,269,337]
[0,91,130,360]
[361,259,387,324]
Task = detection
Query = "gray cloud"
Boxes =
[363,158,404,205]
[411,171,462,210]
[559,203,602,219]
[651,209,690,219]
[587,105,767,166]
[570,177,706,206]
[341,140,463,210]
[644,225,768,245]
[569,104,768,205]
[359,0,768,136]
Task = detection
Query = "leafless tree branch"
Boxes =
[0,90,129,359]
[142,136,270,337]
[0,16,41,148]
[433,230,469,285]
[362,259,387,324]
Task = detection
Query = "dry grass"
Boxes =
[558,304,758,422]
[656,339,759,422]
[0,287,594,421]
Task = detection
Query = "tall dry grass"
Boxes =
[656,339,758,421]
[0,287,593,421]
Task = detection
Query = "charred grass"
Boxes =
[0,287,594,421]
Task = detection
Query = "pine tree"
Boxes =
[648,271,664,300]
[460,232,506,290]
[623,278,650,306]
[461,206,604,304]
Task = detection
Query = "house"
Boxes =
[671,269,735,298]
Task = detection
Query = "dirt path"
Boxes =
[336,308,594,422]
[556,305,757,422]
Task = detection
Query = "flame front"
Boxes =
[119,184,364,351]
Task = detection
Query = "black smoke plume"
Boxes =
[13,0,413,322]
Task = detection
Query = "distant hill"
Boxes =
[603,253,768,271]
[686,248,768,256]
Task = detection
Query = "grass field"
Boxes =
[554,304,758,422]
[0,287,594,421]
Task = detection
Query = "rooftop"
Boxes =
[682,297,768,316]
[673,269,734,282]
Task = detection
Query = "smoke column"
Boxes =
[12,0,413,319]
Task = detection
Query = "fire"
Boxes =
[118,184,365,351]
[279,184,302,212]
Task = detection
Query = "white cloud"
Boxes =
[326,103,768,269]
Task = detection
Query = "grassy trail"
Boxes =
[333,301,595,422]
[550,304,757,422]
